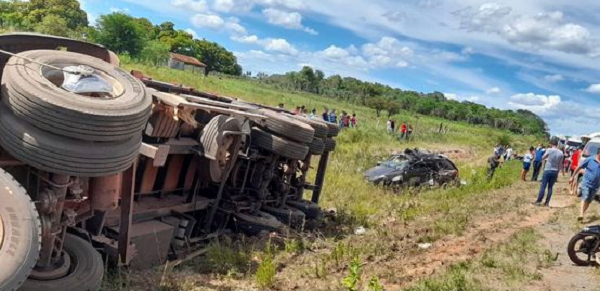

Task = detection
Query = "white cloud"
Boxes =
[444,92,480,102]
[191,13,224,29]
[110,7,130,13]
[171,0,207,12]
[231,35,259,43]
[185,28,198,39]
[509,93,561,112]
[455,4,599,57]
[585,84,600,94]
[303,27,318,35]
[320,45,350,59]
[461,46,474,55]
[212,0,236,12]
[544,74,564,82]
[191,14,247,35]
[262,8,317,35]
[486,87,501,94]
[263,8,302,29]
[263,38,299,55]
[361,37,413,68]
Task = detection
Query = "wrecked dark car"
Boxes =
[364,149,459,191]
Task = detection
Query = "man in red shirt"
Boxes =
[570,146,583,195]
[400,121,407,139]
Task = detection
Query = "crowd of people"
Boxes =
[280,103,358,129]
[386,119,414,140]
[488,137,600,222]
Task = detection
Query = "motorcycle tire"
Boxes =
[567,233,599,266]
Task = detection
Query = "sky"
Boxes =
[78,0,600,136]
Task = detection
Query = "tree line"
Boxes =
[257,66,549,136]
[0,0,242,76]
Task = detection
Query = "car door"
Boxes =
[406,161,429,186]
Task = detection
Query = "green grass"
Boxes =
[113,61,544,290]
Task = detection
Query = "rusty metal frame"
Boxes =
[203,131,244,233]
[118,162,136,265]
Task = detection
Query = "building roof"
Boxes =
[169,52,206,67]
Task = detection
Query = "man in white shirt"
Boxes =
[506,146,513,161]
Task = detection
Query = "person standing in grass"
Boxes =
[533,138,563,207]
[531,144,545,181]
[505,145,513,161]
[309,108,317,119]
[387,119,392,133]
[570,148,600,221]
[351,113,356,128]
[521,147,534,181]
[322,107,329,121]
[329,109,337,124]
[488,154,501,179]
[400,121,407,139]
[407,124,413,140]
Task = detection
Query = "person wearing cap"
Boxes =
[533,137,564,206]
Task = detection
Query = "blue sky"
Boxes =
[79,0,600,136]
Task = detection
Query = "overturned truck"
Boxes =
[0,33,337,291]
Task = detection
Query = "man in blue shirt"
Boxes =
[531,144,545,181]
[571,147,600,221]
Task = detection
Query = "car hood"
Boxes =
[364,166,397,180]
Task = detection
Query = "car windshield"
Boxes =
[567,141,582,147]
[583,142,600,157]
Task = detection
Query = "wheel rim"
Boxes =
[572,236,598,263]
[41,64,124,99]
[29,250,72,281]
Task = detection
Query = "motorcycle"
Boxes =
[567,225,600,266]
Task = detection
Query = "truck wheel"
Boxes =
[308,138,325,156]
[251,128,309,160]
[0,170,40,291]
[199,115,242,182]
[21,234,104,291]
[0,104,139,177]
[323,138,337,152]
[258,109,315,143]
[233,211,286,236]
[286,199,321,219]
[325,122,340,137]
[291,115,328,138]
[2,50,151,142]
[262,205,306,229]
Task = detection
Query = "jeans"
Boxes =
[536,170,559,204]
[531,161,542,181]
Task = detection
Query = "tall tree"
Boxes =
[91,12,145,57]
[195,39,241,76]
[26,0,88,30]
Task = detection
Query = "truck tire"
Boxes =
[199,115,242,183]
[286,199,321,219]
[233,211,286,236]
[325,122,340,137]
[0,170,40,291]
[2,50,151,142]
[258,109,314,143]
[0,104,139,177]
[262,205,306,229]
[291,115,328,138]
[308,138,325,156]
[323,137,337,152]
[251,128,309,160]
[21,234,104,291]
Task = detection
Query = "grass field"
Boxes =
[114,61,545,290]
